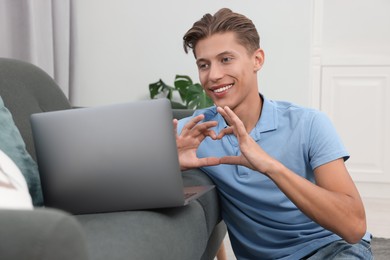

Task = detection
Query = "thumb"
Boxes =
[220,155,241,165]
[173,119,179,137]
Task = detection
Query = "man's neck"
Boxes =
[234,93,263,133]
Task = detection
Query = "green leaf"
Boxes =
[174,75,193,102]
[170,100,188,109]
[174,75,193,85]
[148,79,174,100]
[185,83,213,109]
[148,75,212,110]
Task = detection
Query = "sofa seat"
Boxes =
[75,169,223,260]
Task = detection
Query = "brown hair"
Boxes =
[183,8,260,56]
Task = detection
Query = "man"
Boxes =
[173,8,372,259]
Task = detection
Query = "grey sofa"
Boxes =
[0,58,226,260]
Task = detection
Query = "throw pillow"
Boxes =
[0,96,43,206]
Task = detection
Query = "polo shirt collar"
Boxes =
[212,94,278,138]
[250,95,278,141]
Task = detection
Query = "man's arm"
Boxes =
[217,106,367,243]
[267,159,366,243]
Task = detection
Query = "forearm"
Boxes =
[265,161,366,243]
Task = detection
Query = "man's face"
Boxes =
[194,32,263,110]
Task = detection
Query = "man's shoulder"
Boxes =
[270,99,313,112]
[269,99,323,119]
[262,98,331,132]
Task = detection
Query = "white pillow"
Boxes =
[0,149,33,209]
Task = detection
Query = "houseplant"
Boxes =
[149,75,213,109]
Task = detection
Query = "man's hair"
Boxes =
[183,8,260,56]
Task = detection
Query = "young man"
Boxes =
[174,8,372,259]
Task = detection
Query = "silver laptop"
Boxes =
[30,98,214,214]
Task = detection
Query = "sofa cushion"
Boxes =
[76,201,208,260]
[0,96,43,206]
[182,169,222,236]
[0,208,88,260]
[75,168,224,260]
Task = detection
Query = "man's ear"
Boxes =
[253,48,265,72]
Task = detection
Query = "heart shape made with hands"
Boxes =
[175,106,262,171]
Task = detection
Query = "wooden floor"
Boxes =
[217,197,390,259]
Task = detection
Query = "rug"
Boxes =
[372,237,390,259]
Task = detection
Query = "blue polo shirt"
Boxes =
[177,95,353,259]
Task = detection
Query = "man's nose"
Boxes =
[208,64,223,82]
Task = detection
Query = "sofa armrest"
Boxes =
[0,208,88,260]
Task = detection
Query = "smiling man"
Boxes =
[173,8,373,260]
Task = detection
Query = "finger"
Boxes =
[219,155,242,165]
[181,115,218,139]
[197,157,221,167]
[222,106,239,125]
[192,121,218,137]
[181,114,205,135]
[173,119,178,137]
[223,106,247,136]
[216,127,234,139]
[204,129,217,140]
[217,106,233,126]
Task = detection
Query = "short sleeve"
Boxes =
[308,111,349,170]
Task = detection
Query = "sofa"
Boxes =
[0,57,226,260]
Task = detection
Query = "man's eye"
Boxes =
[222,57,232,63]
[198,63,209,70]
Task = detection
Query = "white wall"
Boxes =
[316,0,390,198]
[322,0,390,65]
[70,0,312,107]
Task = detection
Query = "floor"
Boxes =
[217,197,390,259]
[362,197,390,239]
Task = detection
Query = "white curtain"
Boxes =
[0,0,72,99]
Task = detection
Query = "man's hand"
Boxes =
[217,106,277,174]
[174,108,277,173]
[174,114,221,171]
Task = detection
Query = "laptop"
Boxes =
[30,98,214,214]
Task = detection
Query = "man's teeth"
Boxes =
[213,84,233,93]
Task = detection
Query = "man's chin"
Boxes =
[214,102,230,109]
[214,102,223,108]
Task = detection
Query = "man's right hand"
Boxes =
[173,114,221,171]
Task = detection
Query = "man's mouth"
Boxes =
[212,84,233,93]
